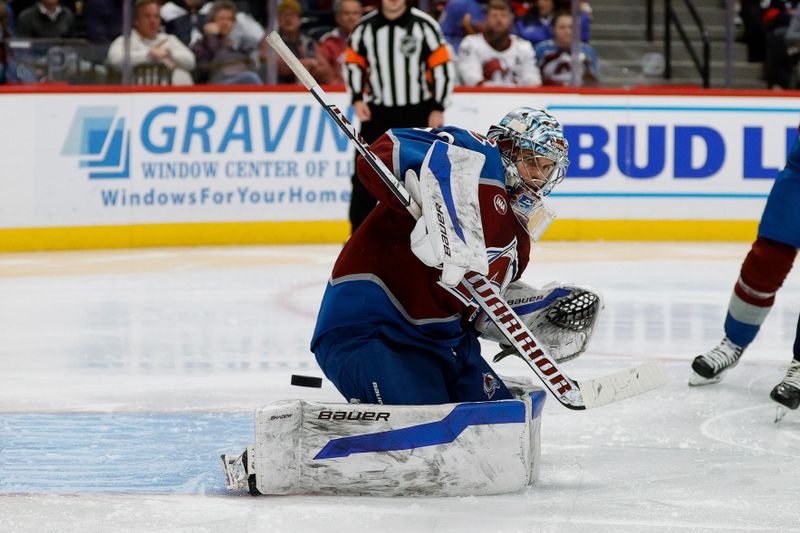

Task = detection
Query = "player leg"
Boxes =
[446,331,513,403]
[770,312,800,421]
[690,237,797,385]
[314,328,451,405]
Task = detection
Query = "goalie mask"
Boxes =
[487,108,570,238]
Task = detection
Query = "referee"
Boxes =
[344,0,455,233]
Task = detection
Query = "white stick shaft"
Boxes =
[266,32,317,89]
[267,31,421,218]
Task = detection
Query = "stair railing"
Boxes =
[664,0,711,87]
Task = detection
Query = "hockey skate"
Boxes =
[689,337,744,386]
[220,447,260,495]
[770,360,800,423]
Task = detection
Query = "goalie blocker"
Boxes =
[222,387,546,496]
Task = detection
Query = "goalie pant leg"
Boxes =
[314,327,512,405]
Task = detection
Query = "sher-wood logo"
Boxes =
[62,106,131,179]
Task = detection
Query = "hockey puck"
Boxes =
[291,374,323,388]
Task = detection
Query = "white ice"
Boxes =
[1,242,799,533]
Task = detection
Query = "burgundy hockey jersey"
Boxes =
[311,126,531,351]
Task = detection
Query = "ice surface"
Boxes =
[1,243,799,532]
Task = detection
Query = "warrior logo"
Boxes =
[483,373,501,399]
[494,194,507,215]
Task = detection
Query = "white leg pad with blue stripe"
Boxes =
[245,390,546,496]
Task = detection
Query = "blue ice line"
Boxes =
[0,413,252,494]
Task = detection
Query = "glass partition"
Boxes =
[0,0,750,89]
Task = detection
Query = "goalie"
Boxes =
[222,108,605,497]
[311,108,601,406]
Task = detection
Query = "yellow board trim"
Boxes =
[545,219,759,242]
[0,219,759,252]
[0,221,352,252]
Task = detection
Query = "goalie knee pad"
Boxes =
[475,281,604,363]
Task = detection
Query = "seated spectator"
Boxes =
[457,0,541,87]
[2,0,14,34]
[317,0,361,86]
[781,5,800,87]
[763,0,799,29]
[106,0,196,85]
[161,0,207,48]
[16,0,75,38]
[764,0,800,88]
[0,1,12,83]
[515,0,590,45]
[277,0,331,84]
[84,0,122,45]
[740,0,766,62]
[199,0,265,46]
[534,11,598,86]
[192,0,261,84]
[439,0,485,52]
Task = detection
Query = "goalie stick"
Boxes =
[266,32,667,410]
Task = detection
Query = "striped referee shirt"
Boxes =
[344,7,454,111]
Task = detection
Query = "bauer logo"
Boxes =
[62,106,131,179]
[317,410,390,421]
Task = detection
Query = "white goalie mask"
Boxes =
[486,108,570,238]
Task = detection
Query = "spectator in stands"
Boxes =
[317,0,361,85]
[782,6,800,86]
[162,0,208,47]
[457,0,541,87]
[534,11,598,86]
[106,0,196,85]
[764,0,800,88]
[192,0,261,84]
[740,0,767,62]
[439,0,484,52]
[84,0,122,45]
[515,0,590,45]
[1,1,14,34]
[200,0,265,45]
[0,1,12,83]
[16,0,75,38]
[276,0,331,84]
[0,2,10,34]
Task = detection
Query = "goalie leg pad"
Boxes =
[230,391,546,496]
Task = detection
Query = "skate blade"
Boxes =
[774,405,789,424]
[688,372,723,387]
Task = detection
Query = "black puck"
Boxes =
[291,374,323,388]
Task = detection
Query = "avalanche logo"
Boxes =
[61,106,131,179]
[442,238,519,306]
[483,373,500,399]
